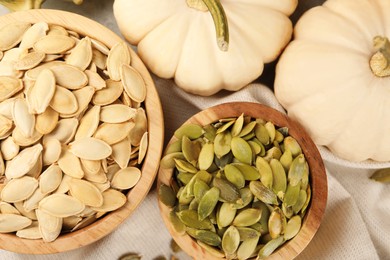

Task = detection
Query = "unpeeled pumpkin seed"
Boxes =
[1,176,38,203]
[0,213,32,233]
[39,194,85,218]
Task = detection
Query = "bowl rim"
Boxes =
[0,9,164,254]
[157,101,327,260]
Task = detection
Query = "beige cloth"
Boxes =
[0,0,389,259]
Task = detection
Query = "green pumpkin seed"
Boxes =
[158,184,176,208]
[169,210,186,235]
[174,123,204,140]
[214,131,232,158]
[197,241,225,258]
[165,139,182,154]
[119,253,142,260]
[232,163,260,181]
[284,136,302,157]
[231,113,244,137]
[278,127,289,137]
[233,208,262,227]
[233,187,253,209]
[284,182,301,207]
[274,130,285,143]
[216,119,235,134]
[370,168,390,183]
[256,236,284,260]
[300,185,311,217]
[198,143,214,171]
[182,136,201,166]
[193,179,210,201]
[214,152,233,169]
[248,140,262,156]
[249,181,278,205]
[231,136,252,165]
[217,202,237,228]
[238,121,257,138]
[282,202,294,219]
[224,164,245,189]
[186,227,221,246]
[222,225,240,257]
[292,189,307,214]
[237,235,260,260]
[270,159,287,200]
[237,227,261,241]
[160,152,185,169]
[254,123,269,145]
[279,149,292,172]
[213,177,241,203]
[268,210,282,239]
[176,209,213,230]
[256,157,273,189]
[284,215,301,240]
[198,187,220,221]
[174,158,198,173]
[288,154,307,186]
[177,172,194,185]
[252,200,270,235]
[203,124,217,142]
[263,146,282,161]
[264,122,276,143]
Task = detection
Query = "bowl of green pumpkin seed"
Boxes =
[157,102,327,260]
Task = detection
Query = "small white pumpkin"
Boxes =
[114,0,297,96]
[275,0,390,162]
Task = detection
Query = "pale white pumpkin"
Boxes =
[275,0,390,162]
[113,0,297,96]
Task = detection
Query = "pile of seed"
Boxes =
[0,21,148,242]
[159,114,311,260]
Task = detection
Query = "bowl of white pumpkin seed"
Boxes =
[158,102,327,260]
[0,9,164,254]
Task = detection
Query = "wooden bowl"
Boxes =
[157,102,327,259]
[0,10,164,254]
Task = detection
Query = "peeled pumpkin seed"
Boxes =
[0,76,23,102]
[111,166,141,190]
[270,158,287,200]
[5,143,43,179]
[186,228,221,247]
[0,22,31,51]
[237,236,260,260]
[268,207,284,239]
[284,136,302,157]
[0,213,32,233]
[39,193,85,218]
[288,154,307,186]
[69,137,112,160]
[284,215,301,240]
[50,64,88,90]
[232,208,262,227]
[1,176,38,203]
[232,163,260,181]
[216,119,235,134]
[198,187,220,221]
[214,131,232,158]
[224,164,245,189]
[292,189,307,214]
[284,182,301,207]
[256,236,284,260]
[249,181,278,205]
[231,113,244,137]
[222,225,240,257]
[198,143,214,171]
[182,135,201,166]
[174,123,204,140]
[213,177,240,203]
[231,136,252,165]
[256,156,273,189]
[176,209,213,230]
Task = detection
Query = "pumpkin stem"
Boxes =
[370,36,390,77]
[187,0,229,52]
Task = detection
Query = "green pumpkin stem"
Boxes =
[187,0,229,52]
[370,36,390,77]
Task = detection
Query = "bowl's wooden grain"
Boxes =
[158,102,327,260]
[0,9,164,254]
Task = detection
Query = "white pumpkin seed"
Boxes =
[80,158,101,175]
[60,86,95,118]
[33,34,75,54]
[16,222,41,239]
[42,137,62,165]
[12,98,35,138]
[111,166,141,190]
[23,187,47,212]
[91,188,126,212]
[19,21,49,49]
[4,143,42,179]
[38,193,85,218]
[58,147,84,179]
[14,51,45,71]
[69,137,112,160]
[0,202,20,215]
[39,164,63,195]
[111,137,131,169]
[50,64,88,90]
[94,121,134,145]
[66,36,92,70]
[75,105,100,140]
[0,114,12,139]
[35,106,59,135]
[35,209,62,242]
[0,22,31,51]
[0,76,23,102]
[138,132,148,164]
[120,64,146,103]
[0,213,32,233]
[107,41,130,81]
[11,126,43,147]
[49,85,78,114]
[69,178,103,207]
[85,69,106,90]
[100,104,136,123]
[27,69,56,114]
[1,176,38,202]
[92,79,123,106]
[44,118,78,144]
